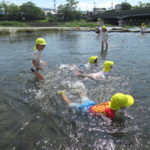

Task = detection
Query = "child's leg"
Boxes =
[34,71,44,80]
[61,94,72,105]
[58,91,80,108]
[58,91,72,105]
[105,41,108,50]
[101,41,104,50]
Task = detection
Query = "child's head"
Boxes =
[103,61,114,72]
[102,26,107,32]
[110,93,134,111]
[34,38,46,51]
[88,56,98,65]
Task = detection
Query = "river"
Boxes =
[0,31,150,150]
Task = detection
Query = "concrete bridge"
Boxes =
[93,8,150,25]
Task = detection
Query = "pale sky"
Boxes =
[2,0,150,11]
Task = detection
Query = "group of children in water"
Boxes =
[31,29,134,120]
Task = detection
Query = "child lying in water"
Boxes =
[74,61,114,79]
[58,90,134,120]
[59,56,98,71]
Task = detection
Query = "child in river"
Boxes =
[75,61,114,80]
[58,91,134,120]
[31,38,48,80]
[97,26,108,50]
[59,56,98,71]
[140,23,147,36]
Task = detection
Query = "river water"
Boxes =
[0,31,150,150]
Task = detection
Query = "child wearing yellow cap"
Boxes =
[58,91,134,120]
[140,23,147,36]
[59,56,98,71]
[75,61,114,79]
[97,26,108,50]
[31,38,48,80]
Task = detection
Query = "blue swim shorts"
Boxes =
[69,99,96,113]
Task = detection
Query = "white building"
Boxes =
[93,8,106,14]
[42,8,56,16]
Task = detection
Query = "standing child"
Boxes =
[31,38,48,80]
[97,26,108,50]
[140,23,147,36]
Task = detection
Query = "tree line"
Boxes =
[0,0,81,21]
[0,0,150,21]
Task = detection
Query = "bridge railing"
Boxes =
[94,7,150,16]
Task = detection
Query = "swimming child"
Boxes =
[31,38,48,80]
[97,26,108,50]
[59,56,98,71]
[75,61,114,80]
[58,91,134,120]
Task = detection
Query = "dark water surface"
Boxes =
[0,31,150,150]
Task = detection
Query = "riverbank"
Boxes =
[0,26,150,35]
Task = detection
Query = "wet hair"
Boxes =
[94,58,97,65]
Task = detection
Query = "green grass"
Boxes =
[57,20,114,28]
[58,20,97,27]
[34,19,49,23]
[0,21,30,27]
[122,25,137,28]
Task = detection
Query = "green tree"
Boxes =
[57,0,81,21]
[20,2,45,20]
[121,2,132,10]
[66,0,78,10]
[7,3,20,18]
[133,2,150,9]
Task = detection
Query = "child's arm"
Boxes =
[97,33,100,38]
[40,60,48,66]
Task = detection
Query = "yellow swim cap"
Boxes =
[110,93,134,111]
[36,38,46,45]
[88,56,98,64]
[34,38,46,50]
[103,61,114,72]
[102,26,106,29]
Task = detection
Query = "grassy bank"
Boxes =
[0,21,30,27]
[57,20,113,27]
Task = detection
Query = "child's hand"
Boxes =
[74,72,81,76]
[42,61,48,66]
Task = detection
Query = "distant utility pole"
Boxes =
[53,0,56,11]
[3,0,5,6]
[94,1,96,8]
[111,1,113,10]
